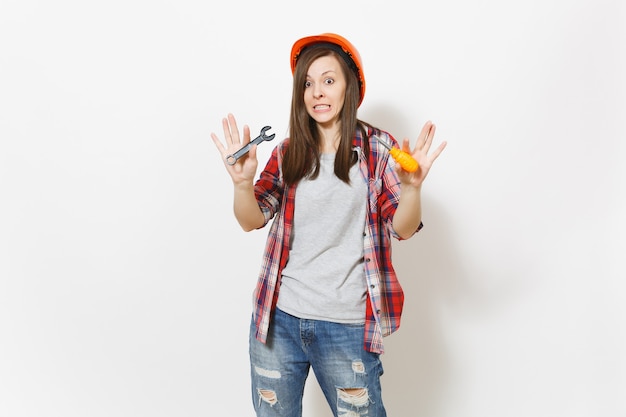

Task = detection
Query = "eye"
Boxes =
[324,77,334,85]
[304,80,312,88]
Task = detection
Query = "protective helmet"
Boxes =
[290,33,366,106]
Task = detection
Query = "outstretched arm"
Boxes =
[392,121,447,239]
[211,113,265,231]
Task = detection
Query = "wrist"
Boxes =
[233,180,255,192]
[401,183,422,195]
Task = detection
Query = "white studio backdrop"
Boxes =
[1,1,624,416]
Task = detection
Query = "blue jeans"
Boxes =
[249,308,387,417]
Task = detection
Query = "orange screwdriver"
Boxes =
[374,136,419,172]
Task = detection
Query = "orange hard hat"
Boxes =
[290,33,366,106]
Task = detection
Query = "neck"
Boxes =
[318,125,341,154]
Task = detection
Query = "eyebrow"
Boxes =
[306,70,337,78]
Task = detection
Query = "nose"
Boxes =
[312,84,324,99]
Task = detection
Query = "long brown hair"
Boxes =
[282,45,368,186]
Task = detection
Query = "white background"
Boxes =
[1,0,624,416]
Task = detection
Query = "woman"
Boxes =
[212,33,446,417]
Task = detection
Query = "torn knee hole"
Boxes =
[258,389,278,405]
[338,387,369,407]
[340,388,367,396]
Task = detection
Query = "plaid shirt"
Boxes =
[250,126,421,354]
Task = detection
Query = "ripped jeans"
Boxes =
[249,308,387,417]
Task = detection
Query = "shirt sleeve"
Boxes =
[378,133,423,240]
[254,141,286,227]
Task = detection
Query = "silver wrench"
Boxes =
[226,125,275,165]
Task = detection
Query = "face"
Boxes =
[303,54,346,128]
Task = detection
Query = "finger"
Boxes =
[421,123,436,152]
[221,117,233,145]
[401,138,411,153]
[227,113,241,145]
[417,121,432,145]
[242,123,251,145]
[428,141,447,162]
[211,132,227,155]
[414,122,430,153]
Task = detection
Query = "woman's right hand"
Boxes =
[211,113,258,185]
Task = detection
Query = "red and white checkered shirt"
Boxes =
[250,126,421,354]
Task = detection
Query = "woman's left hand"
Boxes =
[396,121,447,187]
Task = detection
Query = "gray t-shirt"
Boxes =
[277,153,368,323]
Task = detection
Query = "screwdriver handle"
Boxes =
[389,147,419,172]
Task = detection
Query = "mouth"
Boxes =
[313,104,330,110]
